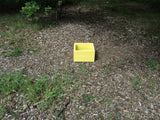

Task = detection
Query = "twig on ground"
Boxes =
[57,96,70,117]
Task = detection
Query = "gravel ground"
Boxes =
[0,6,160,120]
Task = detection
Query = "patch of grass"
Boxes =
[128,60,133,64]
[79,64,87,71]
[2,47,23,57]
[148,77,158,91]
[77,64,88,76]
[0,104,6,119]
[147,60,160,70]
[0,71,25,96]
[106,98,112,105]
[119,60,125,66]
[105,114,113,120]
[131,76,145,88]
[0,13,53,57]
[31,19,55,31]
[131,76,139,87]
[125,118,133,120]
[131,75,159,92]
[81,93,94,103]
[102,65,116,77]
[0,68,85,113]
[30,22,45,31]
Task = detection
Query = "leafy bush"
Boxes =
[20,1,40,21]
[44,6,52,15]
[57,0,63,6]
[19,0,87,21]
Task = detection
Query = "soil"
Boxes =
[0,6,160,120]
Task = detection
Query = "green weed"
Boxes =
[102,65,116,77]
[128,60,133,64]
[125,118,133,120]
[77,64,88,76]
[77,8,82,14]
[131,76,145,88]
[131,75,158,92]
[81,93,94,103]
[31,23,45,30]
[0,71,25,96]
[131,76,139,87]
[11,47,23,57]
[0,104,6,119]
[147,60,159,70]
[119,60,125,66]
[79,64,87,71]
[101,70,106,77]
[148,77,158,91]
[106,98,112,105]
[89,68,93,72]
[105,114,113,120]
[2,47,23,57]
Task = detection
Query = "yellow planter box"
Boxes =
[74,43,95,62]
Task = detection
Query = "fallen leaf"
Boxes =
[156,96,158,98]
[120,81,123,84]
[2,99,5,104]
[123,110,129,112]
[59,76,62,79]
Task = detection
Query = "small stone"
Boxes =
[79,106,85,110]
[8,115,12,117]
[135,109,138,111]
[23,104,27,110]
[95,72,98,76]
[93,114,98,116]
[30,51,33,54]
[151,104,154,109]
[139,102,141,106]
[145,110,148,114]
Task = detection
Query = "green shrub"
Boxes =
[57,0,63,6]
[44,6,52,15]
[20,1,40,21]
